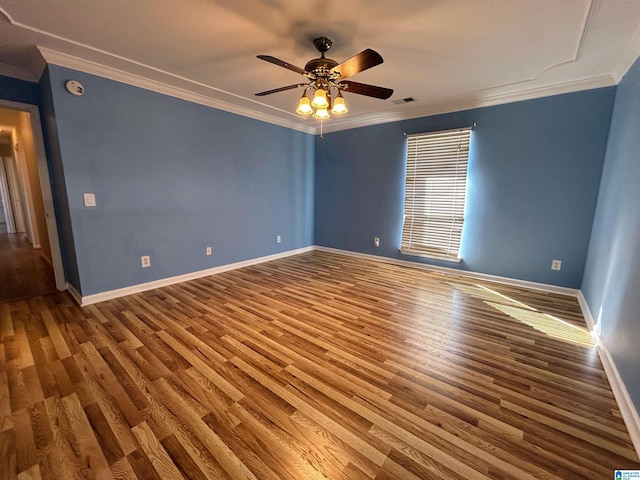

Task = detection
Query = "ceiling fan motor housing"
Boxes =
[305,37,339,74]
[313,37,333,54]
[304,56,339,73]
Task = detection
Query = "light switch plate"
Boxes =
[83,193,96,207]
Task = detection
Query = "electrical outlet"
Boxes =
[276,235,282,244]
[206,246,212,256]
[551,259,562,271]
[373,236,380,247]
[141,255,151,268]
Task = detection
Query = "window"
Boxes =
[401,127,472,262]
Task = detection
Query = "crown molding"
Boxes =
[38,47,315,135]
[0,61,38,82]
[2,1,638,136]
[611,24,640,83]
[320,74,617,134]
[575,0,597,62]
[35,49,617,137]
[34,45,616,137]
[473,74,617,107]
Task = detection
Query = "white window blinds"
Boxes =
[401,127,472,262]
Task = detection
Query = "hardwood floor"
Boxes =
[0,233,56,301]
[0,250,638,479]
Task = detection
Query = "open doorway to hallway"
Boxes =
[0,102,65,300]
[0,230,57,300]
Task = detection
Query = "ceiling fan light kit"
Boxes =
[311,87,329,109]
[332,92,348,114]
[256,36,393,122]
[296,94,313,115]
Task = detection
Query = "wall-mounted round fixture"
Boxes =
[65,80,85,96]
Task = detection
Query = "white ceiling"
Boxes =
[1,0,640,134]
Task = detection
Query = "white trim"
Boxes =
[576,292,640,459]
[0,155,16,233]
[11,131,38,246]
[574,0,596,62]
[29,104,67,290]
[576,290,599,334]
[41,43,613,136]
[40,252,53,268]
[38,48,315,135]
[0,100,66,290]
[72,243,578,303]
[471,75,617,109]
[611,23,640,83]
[320,75,616,134]
[1,3,634,136]
[314,246,579,296]
[33,49,614,137]
[66,282,82,305]
[74,246,314,306]
[0,61,38,82]
[37,44,618,136]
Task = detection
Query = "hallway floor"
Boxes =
[0,231,57,301]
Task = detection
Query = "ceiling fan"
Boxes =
[255,37,393,120]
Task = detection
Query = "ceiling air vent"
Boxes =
[392,97,416,105]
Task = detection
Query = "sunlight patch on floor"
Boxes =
[486,302,594,347]
[448,282,595,347]
[448,282,534,310]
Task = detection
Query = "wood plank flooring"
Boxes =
[0,233,56,301]
[0,250,638,479]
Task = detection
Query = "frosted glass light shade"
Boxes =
[296,96,313,115]
[331,94,348,114]
[311,88,329,108]
[313,108,330,120]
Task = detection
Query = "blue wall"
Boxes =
[582,56,640,411]
[17,59,640,423]
[43,65,314,296]
[315,89,615,288]
[0,74,41,105]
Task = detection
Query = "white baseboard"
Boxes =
[40,252,54,268]
[577,292,640,459]
[314,246,579,296]
[66,282,82,305]
[73,246,314,306]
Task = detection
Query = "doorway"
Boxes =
[0,100,65,301]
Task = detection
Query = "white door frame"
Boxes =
[0,156,16,232]
[12,131,38,245]
[0,99,66,291]
[3,151,28,235]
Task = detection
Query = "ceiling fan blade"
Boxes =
[330,49,383,79]
[340,80,393,99]
[257,55,306,75]
[255,84,305,96]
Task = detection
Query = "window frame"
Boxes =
[400,126,472,262]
